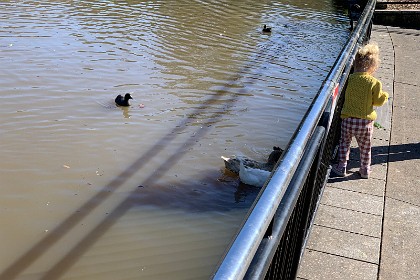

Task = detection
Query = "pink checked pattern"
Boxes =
[338,117,374,174]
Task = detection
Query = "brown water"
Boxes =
[0,1,349,279]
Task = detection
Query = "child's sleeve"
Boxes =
[372,80,389,106]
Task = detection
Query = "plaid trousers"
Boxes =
[338,117,374,171]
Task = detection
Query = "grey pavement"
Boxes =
[297,24,420,279]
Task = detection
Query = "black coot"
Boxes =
[115,93,133,106]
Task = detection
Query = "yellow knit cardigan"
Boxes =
[341,72,389,120]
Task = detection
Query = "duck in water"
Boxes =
[262,24,272,33]
[115,93,133,107]
[229,147,283,188]
[239,161,271,188]
[221,146,283,187]
[222,146,283,174]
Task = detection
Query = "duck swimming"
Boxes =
[262,25,272,33]
[239,161,271,188]
[222,146,283,188]
[115,93,133,107]
[221,146,283,174]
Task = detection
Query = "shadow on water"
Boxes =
[130,170,260,212]
[0,78,260,279]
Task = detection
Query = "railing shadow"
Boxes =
[387,142,420,162]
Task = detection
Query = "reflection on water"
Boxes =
[0,0,349,279]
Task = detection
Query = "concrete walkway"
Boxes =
[297,25,420,279]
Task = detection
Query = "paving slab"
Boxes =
[326,177,385,197]
[306,225,380,264]
[389,27,420,86]
[379,198,420,280]
[369,163,388,180]
[314,204,382,237]
[372,128,391,144]
[298,250,377,280]
[320,187,383,216]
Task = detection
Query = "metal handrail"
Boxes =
[244,125,326,279]
[211,1,377,279]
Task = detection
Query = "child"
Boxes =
[332,42,389,179]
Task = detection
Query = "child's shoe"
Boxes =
[359,168,370,179]
[331,164,346,177]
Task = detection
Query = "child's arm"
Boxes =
[372,80,389,106]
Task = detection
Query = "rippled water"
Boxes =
[0,1,349,279]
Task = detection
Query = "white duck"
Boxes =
[239,161,271,187]
[221,146,283,187]
[221,146,283,174]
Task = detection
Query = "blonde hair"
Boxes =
[354,42,380,73]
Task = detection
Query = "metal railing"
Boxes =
[211,1,377,279]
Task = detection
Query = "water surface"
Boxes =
[0,1,349,279]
